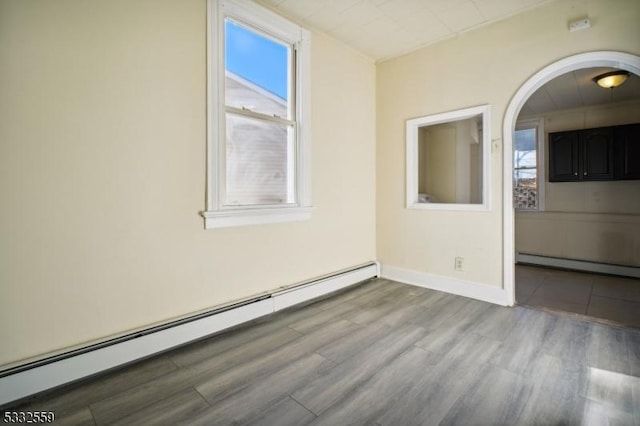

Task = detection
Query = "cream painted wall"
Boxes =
[516,212,640,266]
[515,100,640,265]
[470,143,481,204]
[0,0,376,367]
[419,120,479,204]
[377,0,640,288]
[455,118,481,204]
[418,128,429,194]
[423,125,457,202]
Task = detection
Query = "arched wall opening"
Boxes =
[502,51,640,306]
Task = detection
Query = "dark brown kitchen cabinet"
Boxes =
[549,127,613,181]
[614,123,640,180]
[549,124,638,182]
[581,127,615,180]
[549,131,579,181]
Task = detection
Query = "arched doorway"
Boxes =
[502,51,640,306]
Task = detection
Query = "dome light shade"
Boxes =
[593,70,630,89]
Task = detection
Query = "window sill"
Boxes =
[407,202,490,211]
[201,206,312,229]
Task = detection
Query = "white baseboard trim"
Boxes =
[272,263,379,311]
[516,253,640,279]
[0,262,377,407]
[381,264,510,306]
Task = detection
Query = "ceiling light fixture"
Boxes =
[592,70,630,89]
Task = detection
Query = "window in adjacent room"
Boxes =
[203,0,311,229]
[513,120,544,210]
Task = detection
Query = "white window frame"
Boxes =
[202,0,312,229]
[406,104,491,211]
[514,119,545,211]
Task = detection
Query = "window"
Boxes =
[203,0,311,229]
[406,105,491,211]
[513,120,544,210]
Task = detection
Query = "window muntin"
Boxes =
[203,0,311,229]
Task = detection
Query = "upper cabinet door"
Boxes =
[581,127,614,181]
[615,123,640,180]
[548,124,638,182]
[549,131,579,182]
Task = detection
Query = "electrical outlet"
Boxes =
[454,257,464,271]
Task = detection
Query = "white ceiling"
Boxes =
[253,0,640,115]
[255,0,554,62]
[520,68,640,116]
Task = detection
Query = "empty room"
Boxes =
[1,0,639,424]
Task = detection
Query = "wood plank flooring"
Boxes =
[4,278,640,425]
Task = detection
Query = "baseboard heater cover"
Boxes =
[0,262,378,407]
[516,253,640,279]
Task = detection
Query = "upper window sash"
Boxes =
[223,17,295,122]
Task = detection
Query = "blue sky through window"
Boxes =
[225,19,289,101]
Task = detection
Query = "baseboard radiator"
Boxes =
[0,262,379,407]
[516,253,640,279]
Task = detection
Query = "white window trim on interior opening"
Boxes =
[202,0,312,229]
[514,118,545,212]
[406,104,491,211]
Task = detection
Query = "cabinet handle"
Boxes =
[574,172,578,176]
[584,172,587,176]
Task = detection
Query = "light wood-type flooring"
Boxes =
[516,264,640,328]
[4,278,640,425]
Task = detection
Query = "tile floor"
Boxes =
[516,264,640,328]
